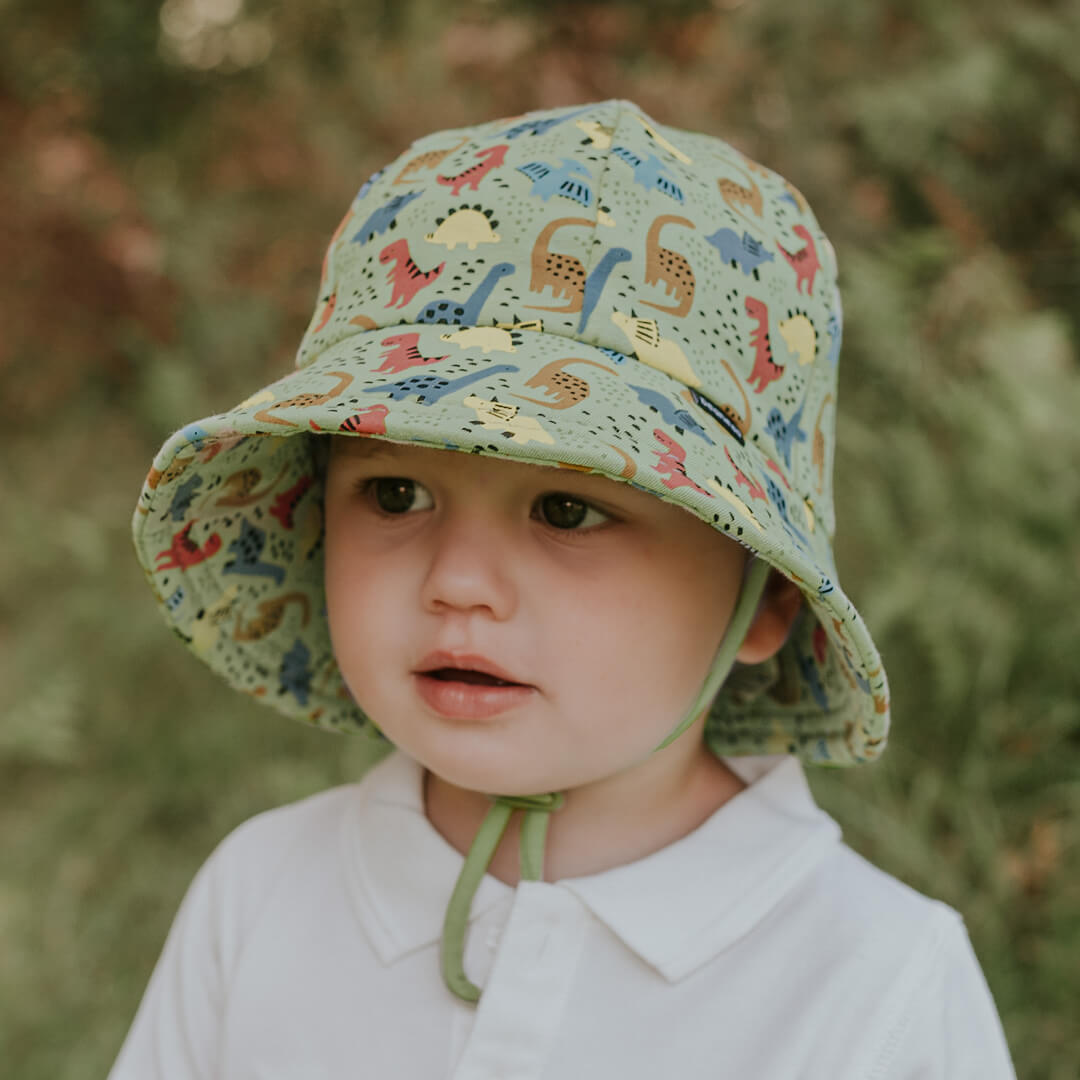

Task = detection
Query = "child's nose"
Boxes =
[419,511,518,620]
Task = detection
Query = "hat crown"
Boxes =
[298,100,840,538]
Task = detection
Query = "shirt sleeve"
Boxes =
[107,847,228,1080]
[877,909,1017,1079]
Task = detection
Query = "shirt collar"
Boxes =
[340,751,840,981]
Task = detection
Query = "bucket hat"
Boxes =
[133,99,889,997]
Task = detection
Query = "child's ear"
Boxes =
[735,570,804,665]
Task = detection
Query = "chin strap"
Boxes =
[441,791,565,1002]
[439,556,771,1003]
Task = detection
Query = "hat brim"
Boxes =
[134,324,888,764]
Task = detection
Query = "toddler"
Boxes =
[113,100,1015,1077]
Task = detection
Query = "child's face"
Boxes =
[323,438,750,797]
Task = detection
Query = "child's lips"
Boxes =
[413,651,535,719]
[414,673,535,719]
[414,651,531,688]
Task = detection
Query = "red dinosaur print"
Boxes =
[724,446,767,501]
[269,475,314,530]
[312,291,337,332]
[765,458,791,489]
[376,332,449,374]
[155,521,222,572]
[744,296,785,393]
[651,429,713,497]
[338,404,390,435]
[378,239,446,309]
[776,224,820,296]
[436,144,509,196]
[309,404,391,436]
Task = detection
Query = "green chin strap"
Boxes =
[440,556,773,1003]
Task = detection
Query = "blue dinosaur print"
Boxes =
[168,474,203,521]
[278,638,313,706]
[796,652,829,711]
[596,347,630,365]
[516,159,594,207]
[165,585,186,614]
[766,399,808,468]
[764,476,810,551]
[578,247,632,332]
[179,422,213,449]
[704,227,775,278]
[499,107,589,139]
[354,166,387,202]
[415,262,515,325]
[363,364,520,406]
[223,518,286,586]
[826,310,842,367]
[351,191,422,245]
[627,383,715,444]
[609,147,684,203]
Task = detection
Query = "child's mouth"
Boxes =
[426,667,521,687]
[414,659,535,719]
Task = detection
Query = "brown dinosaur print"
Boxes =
[717,357,752,438]
[312,292,337,333]
[525,216,594,312]
[145,456,194,492]
[233,593,311,643]
[378,239,445,308]
[608,444,637,479]
[715,155,766,234]
[392,136,470,184]
[680,355,751,441]
[320,208,354,285]
[215,464,289,508]
[812,393,834,493]
[155,521,222,572]
[744,297,785,393]
[349,314,378,329]
[436,144,508,196]
[777,224,821,296]
[651,429,712,497]
[254,372,354,428]
[641,214,696,317]
[511,357,616,410]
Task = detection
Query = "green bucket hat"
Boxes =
[133,99,889,997]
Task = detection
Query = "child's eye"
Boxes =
[535,493,609,531]
[368,477,434,514]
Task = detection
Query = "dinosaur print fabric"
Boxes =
[133,100,889,765]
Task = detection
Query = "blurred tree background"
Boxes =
[1,0,1078,1075]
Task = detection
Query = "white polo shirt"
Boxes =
[109,751,1015,1078]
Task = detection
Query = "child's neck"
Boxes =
[423,745,745,885]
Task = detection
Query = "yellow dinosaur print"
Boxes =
[462,395,555,445]
[778,312,817,366]
[576,119,614,148]
[610,310,702,388]
[189,585,242,656]
[439,327,518,354]
[636,115,693,164]
[425,208,501,250]
[707,479,764,531]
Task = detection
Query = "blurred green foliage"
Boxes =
[1,0,1078,1076]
